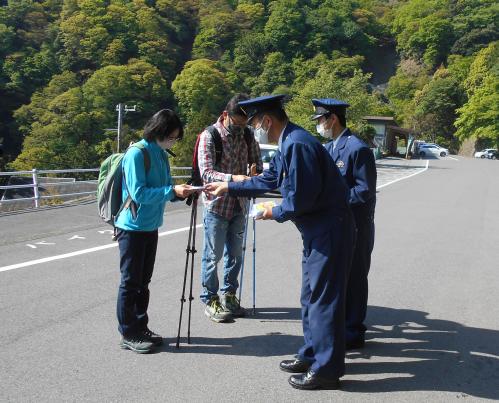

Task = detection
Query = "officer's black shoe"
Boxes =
[346,338,365,350]
[288,369,340,390]
[280,358,311,373]
[142,328,163,346]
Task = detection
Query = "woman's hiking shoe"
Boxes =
[120,334,155,353]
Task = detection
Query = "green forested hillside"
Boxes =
[0,0,497,169]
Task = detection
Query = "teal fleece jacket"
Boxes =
[115,139,176,231]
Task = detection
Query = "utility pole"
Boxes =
[115,103,137,152]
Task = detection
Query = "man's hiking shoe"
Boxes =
[142,328,163,346]
[205,297,232,323]
[120,334,155,353]
[221,292,246,317]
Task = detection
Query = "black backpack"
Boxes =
[190,126,259,186]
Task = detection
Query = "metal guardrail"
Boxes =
[0,167,192,209]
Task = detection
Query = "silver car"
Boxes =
[419,143,449,157]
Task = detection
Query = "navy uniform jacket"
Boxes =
[325,129,376,221]
[229,122,350,238]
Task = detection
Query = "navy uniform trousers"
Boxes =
[346,206,375,343]
[230,122,355,378]
[298,213,355,378]
[326,129,377,344]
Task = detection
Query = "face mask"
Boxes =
[316,122,333,139]
[254,117,270,144]
[228,123,245,136]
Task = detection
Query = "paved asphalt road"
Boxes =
[1,156,498,402]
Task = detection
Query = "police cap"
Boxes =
[311,98,350,120]
[238,94,286,123]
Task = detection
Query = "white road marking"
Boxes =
[98,230,113,234]
[68,235,86,240]
[0,224,202,273]
[447,156,459,161]
[35,241,55,245]
[377,160,429,190]
[26,244,37,249]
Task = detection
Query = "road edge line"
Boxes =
[376,160,429,190]
[0,224,202,273]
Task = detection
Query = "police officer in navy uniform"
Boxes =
[311,98,377,350]
[206,95,356,390]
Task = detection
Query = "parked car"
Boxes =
[487,150,498,160]
[259,143,278,170]
[418,143,449,157]
[474,148,498,158]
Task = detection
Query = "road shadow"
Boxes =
[167,305,498,399]
[344,306,499,399]
[167,307,303,357]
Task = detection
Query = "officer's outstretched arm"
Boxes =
[228,152,279,197]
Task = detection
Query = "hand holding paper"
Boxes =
[205,181,229,197]
[250,201,276,220]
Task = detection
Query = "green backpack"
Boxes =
[97,143,150,231]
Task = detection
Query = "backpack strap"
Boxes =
[243,127,254,163]
[131,142,150,173]
[243,127,262,174]
[115,143,151,225]
[206,125,223,166]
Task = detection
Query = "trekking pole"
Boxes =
[176,194,197,348]
[186,193,199,344]
[252,197,256,315]
[238,198,251,302]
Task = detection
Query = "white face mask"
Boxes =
[316,122,333,139]
[254,117,270,144]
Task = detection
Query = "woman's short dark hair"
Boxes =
[225,93,250,117]
[143,109,184,142]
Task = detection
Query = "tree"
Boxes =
[455,74,499,146]
[386,59,430,124]
[455,42,499,145]
[412,68,466,146]
[451,27,498,56]
[306,0,379,57]
[232,32,269,90]
[264,0,307,57]
[172,59,231,122]
[464,41,499,96]
[287,60,387,134]
[10,60,169,169]
[252,52,293,95]
[191,0,240,60]
[171,59,232,166]
[391,0,454,67]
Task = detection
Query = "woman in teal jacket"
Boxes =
[115,109,194,354]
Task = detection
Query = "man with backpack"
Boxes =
[197,94,263,322]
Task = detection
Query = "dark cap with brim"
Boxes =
[311,98,349,120]
[238,94,286,123]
